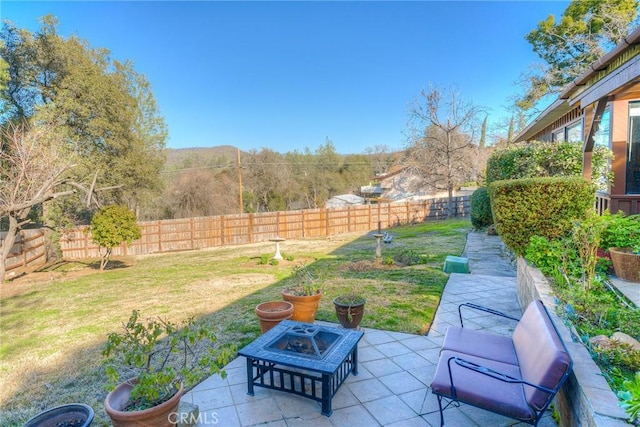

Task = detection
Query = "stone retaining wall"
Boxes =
[517,257,629,427]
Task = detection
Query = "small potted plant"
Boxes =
[282,265,323,323]
[601,213,640,282]
[24,403,94,427]
[333,294,366,329]
[255,301,294,333]
[103,310,235,427]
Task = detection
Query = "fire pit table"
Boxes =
[238,320,364,416]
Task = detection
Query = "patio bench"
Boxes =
[430,300,572,426]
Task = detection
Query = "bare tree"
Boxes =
[0,122,77,284]
[406,86,484,217]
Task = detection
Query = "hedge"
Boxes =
[486,141,612,189]
[470,187,492,228]
[489,176,595,256]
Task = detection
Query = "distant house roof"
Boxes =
[325,194,366,208]
[370,165,409,182]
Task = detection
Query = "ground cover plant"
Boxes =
[524,213,640,421]
[0,218,470,425]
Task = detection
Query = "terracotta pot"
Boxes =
[609,247,640,283]
[255,301,294,333]
[333,297,365,329]
[24,403,94,427]
[281,291,322,323]
[104,379,183,427]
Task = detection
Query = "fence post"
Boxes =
[158,220,163,252]
[302,210,306,238]
[248,214,254,243]
[277,211,281,237]
[190,217,195,249]
[220,215,225,246]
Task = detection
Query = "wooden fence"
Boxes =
[59,196,470,260]
[1,229,47,272]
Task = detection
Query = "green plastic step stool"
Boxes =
[443,255,470,274]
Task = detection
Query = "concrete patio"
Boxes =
[179,232,557,426]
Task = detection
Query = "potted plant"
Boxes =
[282,265,323,323]
[333,294,366,329]
[103,310,234,427]
[255,301,294,333]
[602,213,640,283]
[24,403,94,427]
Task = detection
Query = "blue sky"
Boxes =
[3,1,568,154]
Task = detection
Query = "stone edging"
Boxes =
[516,257,629,427]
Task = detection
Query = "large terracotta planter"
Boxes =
[609,247,640,283]
[255,301,294,333]
[24,403,94,427]
[104,379,183,427]
[333,296,365,329]
[282,290,322,323]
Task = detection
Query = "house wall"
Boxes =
[610,99,629,196]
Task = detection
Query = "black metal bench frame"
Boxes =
[432,301,573,426]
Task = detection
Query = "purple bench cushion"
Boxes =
[513,300,571,410]
[430,350,535,422]
[441,326,519,365]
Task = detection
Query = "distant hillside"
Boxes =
[165,145,241,168]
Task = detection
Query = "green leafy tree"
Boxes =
[518,0,638,110]
[1,15,166,223]
[90,205,141,271]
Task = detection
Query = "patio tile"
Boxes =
[191,372,228,391]
[399,388,440,415]
[398,335,439,351]
[391,351,428,371]
[361,358,403,377]
[285,412,333,426]
[330,385,360,410]
[273,392,321,418]
[385,415,431,427]
[358,345,386,362]
[378,371,426,395]
[195,406,240,427]
[329,404,380,427]
[364,395,417,425]
[374,340,412,357]
[346,378,393,402]
[229,382,273,404]
[346,364,374,382]
[191,385,234,411]
[225,365,249,386]
[236,397,283,426]
[362,330,396,345]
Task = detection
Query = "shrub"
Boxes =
[486,141,612,190]
[601,212,640,253]
[90,205,141,271]
[490,176,595,256]
[469,187,493,228]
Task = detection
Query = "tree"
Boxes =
[90,205,141,271]
[406,86,484,217]
[0,122,78,283]
[518,0,638,110]
[479,116,487,149]
[1,15,166,223]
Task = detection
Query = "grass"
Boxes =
[0,218,470,425]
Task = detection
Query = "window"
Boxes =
[594,107,611,148]
[552,129,564,142]
[627,102,640,194]
[566,120,583,142]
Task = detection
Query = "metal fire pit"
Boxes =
[239,320,364,416]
